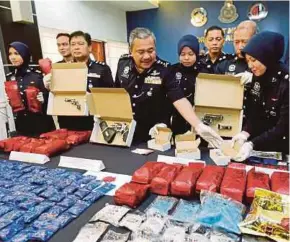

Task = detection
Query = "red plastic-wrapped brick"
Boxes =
[114,182,150,208]
[38,58,52,75]
[19,138,46,153]
[196,165,225,193]
[271,171,290,195]
[151,164,181,195]
[246,168,270,203]
[40,129,68,140]
[66,131,91,145]
[228,162,247,170]
[5,81,25,112]
[1,136,31,152]
[171,163,204,197]
[26,86,42,113]
[220,167,247,202]
[34,139,69,156]
[132,162,165,184]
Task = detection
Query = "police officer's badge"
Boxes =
[121,66,130,78]
[176,72,182,80]
[254,82,260,92]
[229,64,236,72]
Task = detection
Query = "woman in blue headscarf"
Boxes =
[231,31,289,161]
[6,41,55,136]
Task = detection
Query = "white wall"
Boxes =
[35,0,127,42]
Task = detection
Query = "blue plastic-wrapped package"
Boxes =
[58,195,79,208]
[0,217,25,241]
[67,201,90,217]
[145,196,178,216]
[62,183,79,194]
[196,191,245,235]
[83,190,103,204]
[74,188,90,199]
[171,199,201,223]
[23,202,54,223]
[85,180,102,191]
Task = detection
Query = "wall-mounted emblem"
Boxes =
[191,8,207,27]
[248,2,268,21]
[218,0,239,23]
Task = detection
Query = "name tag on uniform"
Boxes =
[88,73,101,78]
[144,76,162,85]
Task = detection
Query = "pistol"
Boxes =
[99,121,116,143]
[65,98,81,110]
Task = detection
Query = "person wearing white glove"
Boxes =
[149,123,167,139]
[43,73,52,90]
[231,131,250,148]
[36,92,44,103]
[195,122,223,148]
[234,71,253,85]
[233,142,253,162]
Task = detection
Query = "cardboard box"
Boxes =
[88,88,136,147]
[148,127,172,152]
[194,73,244,137]
[210,149,231,166]
[47,63,89,116]
[220,140,241,158]
[175,133,201,159]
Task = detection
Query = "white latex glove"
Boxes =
[231,131,250,148]
[195,123,223,148]
[43,73,52,90]
[149,123,167,139]
[233,142,253,162]
[36,92,44,103]
[235,71,253,85]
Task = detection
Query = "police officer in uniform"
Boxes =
[58,31,114,131]
[232,31,289,161]
[168,34,200,135]
[6,42,55,136]
[216,20,258,124]
[199,26,231,73]
[115,28,223,147]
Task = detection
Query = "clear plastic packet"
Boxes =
[119,211,146,232]
[137,212,167,238]
[239,189,290,242]
[90,204,130,227]
[210,231,239,242]
[74,188,90,199]
[0,217,25,241]
[171,199,201,223]
[58,195,79,208]
[73,222,109,242]
[161,220,187,242]
[67,200,90,217]
[100,229,130,242]
[197,190,245,235]
[145,196,178,216]
[186,232,211,242]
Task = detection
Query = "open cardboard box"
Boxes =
[88,88,136,147]
[175,132,201,159]
[194,73,244,137]
[210,140,241,166]
[148,127,172,151]
[47,63,89,116]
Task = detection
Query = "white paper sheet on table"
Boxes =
[59,156,105,172]
[157,155,205,165]
[84,171,132,196]
[9,151,49,164]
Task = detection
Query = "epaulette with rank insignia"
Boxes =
[95,61,105,66]
[120,54,131,59]
[156,58,170,67]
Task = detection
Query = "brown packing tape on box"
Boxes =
[155,127,172,145]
